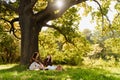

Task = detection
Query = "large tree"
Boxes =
[0,0,88,65]
[0,0,119,65]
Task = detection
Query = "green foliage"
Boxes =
[0,2,17,18]
[77,1,92,16]
[104,38,120,54]
[115,2,120,12]
[101,0,110,15]
[112,13,120,35]
[33,0,47,12]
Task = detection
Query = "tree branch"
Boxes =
[44,24,73,43]
[10,18,19,32]
[93,0,104,30]
[35,0,87,23]
[10,18,21,39]
[72,0,88,5]
[117,0,120,2]
[105,15,114,36]
[0,1,18,13]
[0,17,20,39]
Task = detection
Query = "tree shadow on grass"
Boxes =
[0,64,27,73]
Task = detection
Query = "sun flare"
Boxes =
[56,0,64,8]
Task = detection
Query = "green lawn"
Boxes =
[0,64,120,80]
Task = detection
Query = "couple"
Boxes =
[29,52,62,71]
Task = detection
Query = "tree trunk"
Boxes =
[19,12,39,65]
[20,16,41,65]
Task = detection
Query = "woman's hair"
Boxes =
[32,52,39,58]
[30,52,39,64]
[44,54,52,66]
[47,55,51,59]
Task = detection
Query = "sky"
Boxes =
[4,0,16,3]
[78,11,96,32]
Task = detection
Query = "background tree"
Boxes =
[82,29,93,43]
[0,24,20,63]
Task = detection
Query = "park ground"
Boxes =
[0,64,120,80]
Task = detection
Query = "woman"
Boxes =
[44,55,63,71]
[29,52,44,70]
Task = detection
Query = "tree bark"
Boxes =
[19,16,39,65]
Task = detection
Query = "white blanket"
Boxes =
[29,62,40,70]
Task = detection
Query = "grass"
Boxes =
[0,64,120,80]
